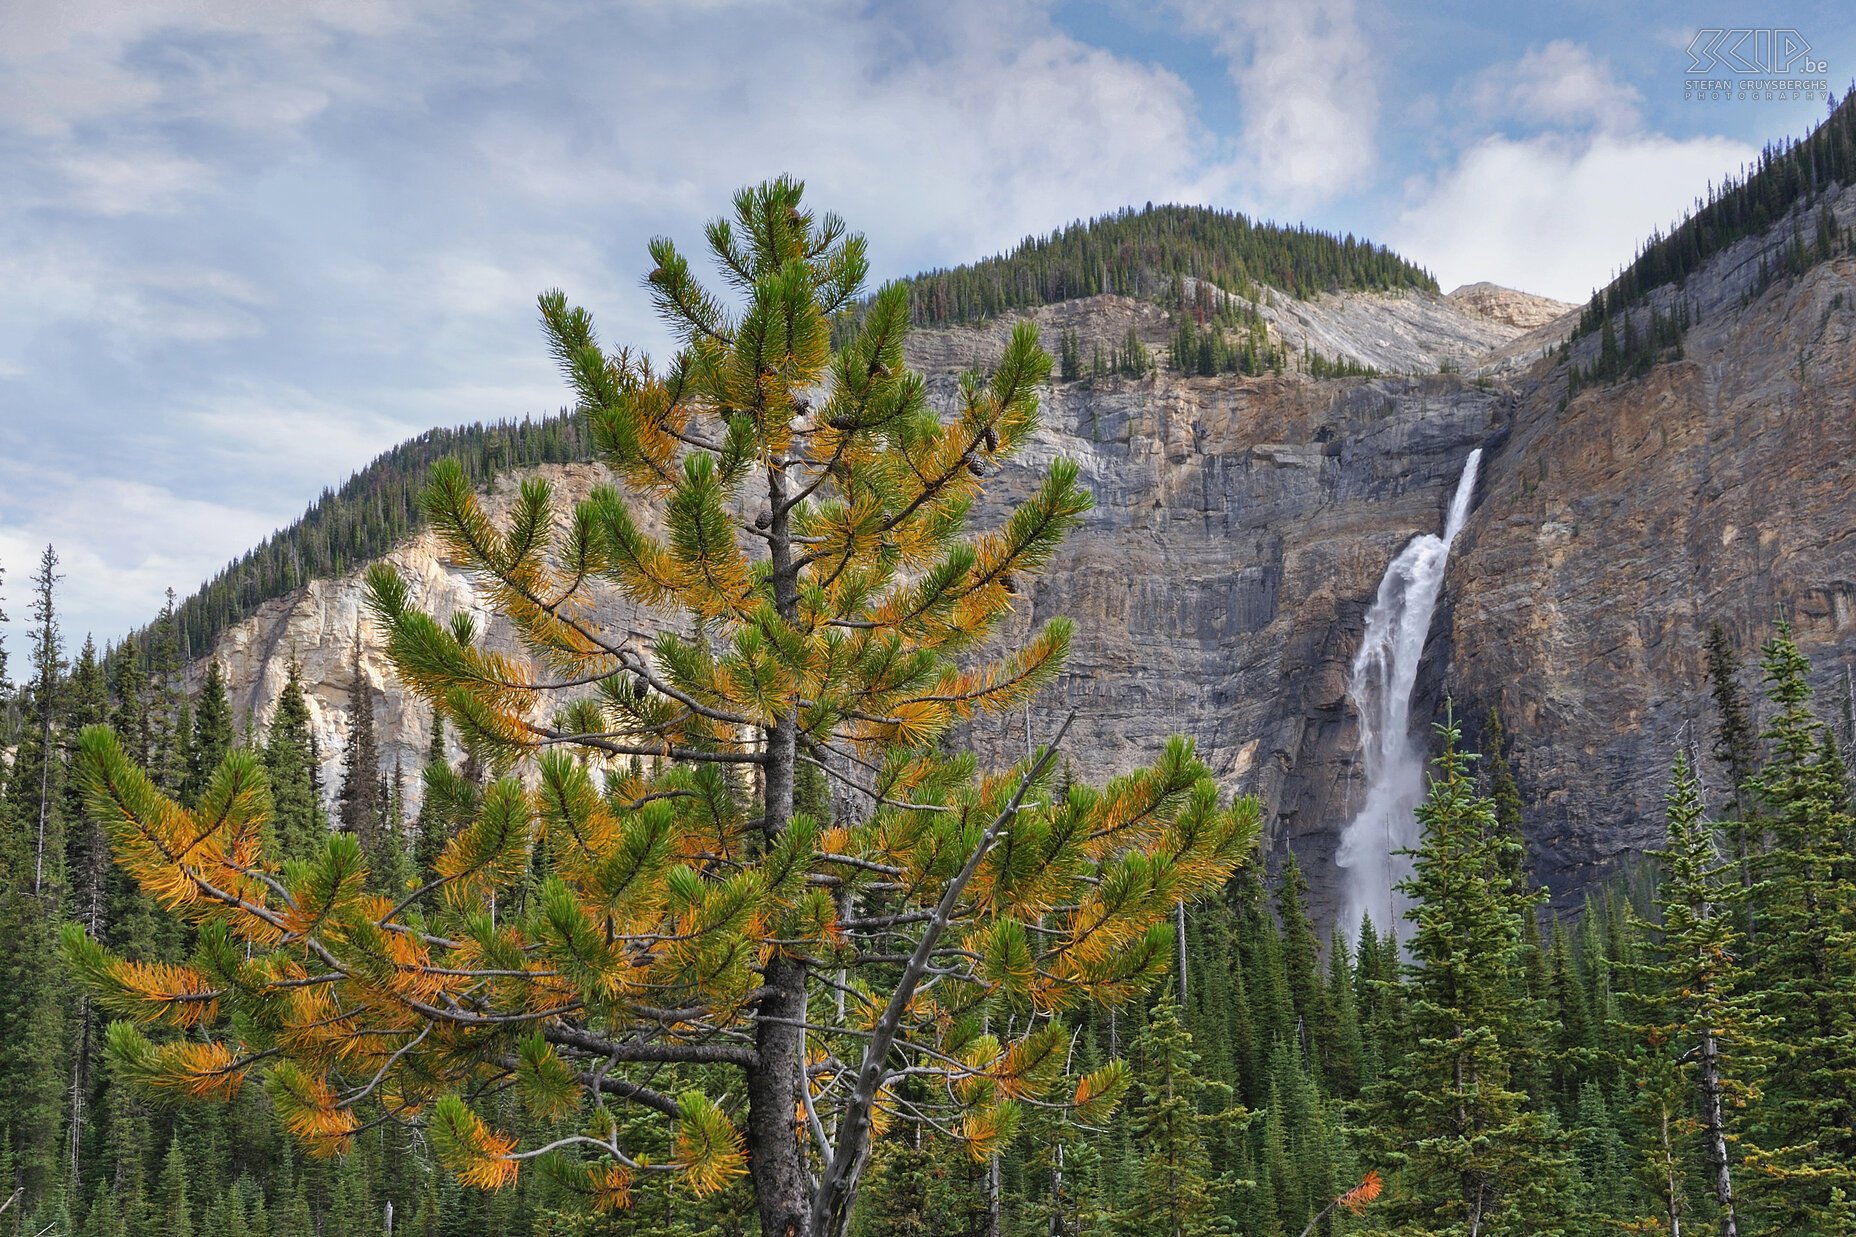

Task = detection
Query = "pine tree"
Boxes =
[156,1138,195,1237]
[1617,752,1768,1237]
[1373,717,1571,1236]
[263,657,326,864]
[188,659,235,805]
[337,635,383,852]
[1741,622,1856,1227]
[1119,999,1216,1237]
[1705,620,1761,875]
[69,177,1259,1237]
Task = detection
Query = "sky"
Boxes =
[1,0,1852,654]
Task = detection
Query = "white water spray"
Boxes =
[1335,449,1482,944]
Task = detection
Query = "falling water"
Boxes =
[1335,449,1483,943]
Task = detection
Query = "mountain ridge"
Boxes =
[143,101,1856,914]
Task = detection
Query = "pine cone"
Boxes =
[982,425,998,453]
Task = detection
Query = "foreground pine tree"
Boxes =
[67,177,1258,1237]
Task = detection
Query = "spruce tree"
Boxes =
[1322,939,1363,1099]
[147,589,190,796]
[411,713,455,889]
[337,635,383,851]
[1617,752,1767,1237]
[1705,620,1761,870]
[188,659,235,806]
[155,1138,194,1237]
[1120,998,1216,1237]
[1741,622,1856,1227]
[263,657,327,864]
[0,545,70,1211]
[1373,717,1571,1236]
[14,545,66,897]
[1274,854,1331,1073]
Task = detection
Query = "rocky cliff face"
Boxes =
[1449,248,1856,895]
[189,463,626,800]
[195,209,1856,932]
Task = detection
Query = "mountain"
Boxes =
[887,202,1438,328]
[169,102,1856,927]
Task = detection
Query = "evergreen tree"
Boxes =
[1706,619,1761,843]
[0,545,70,1213]
[1483,707,1529,891]
[147,589,190,796]
[263,657,326,864]
[1120,998,1216,1237]
[337,635,383,851]
[69,177,1258,1237]
[80,1179,126,1237]
[1741,622,1856,1228]
[1322,940,1364,1100]
[1618,752,1768,1237]
[1273,855,1332,1075]
[411,713,455,888]
[155,1138,195,1237]
[187,659,235,805]
[1373,718,1571,1236]
[14,545,66,897]
[1059,328,1082,382]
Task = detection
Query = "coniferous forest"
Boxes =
[4,160,1856,1237]
[5,543,1856,1235]
[128,416,592,670]
[888,203,1438,329]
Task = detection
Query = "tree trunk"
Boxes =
[1175,900,1189,1003]
[749,470,814,1236]
[749,947,812,1237]
[1698,1030,1739,1237]
[987,1152,1003,1237]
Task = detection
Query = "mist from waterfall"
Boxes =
[1335,448,1483,944]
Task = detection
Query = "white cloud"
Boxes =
[1466,40,1644,135]
[0,245,270,344]
[0,0,429,137]
[1172,0,1377,206]
[1391,41,1759,301]
[1390,129,1756,302]
[52,147,216,215]
[0,462,278,645]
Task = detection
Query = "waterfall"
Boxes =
[1335,448,1482,944]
